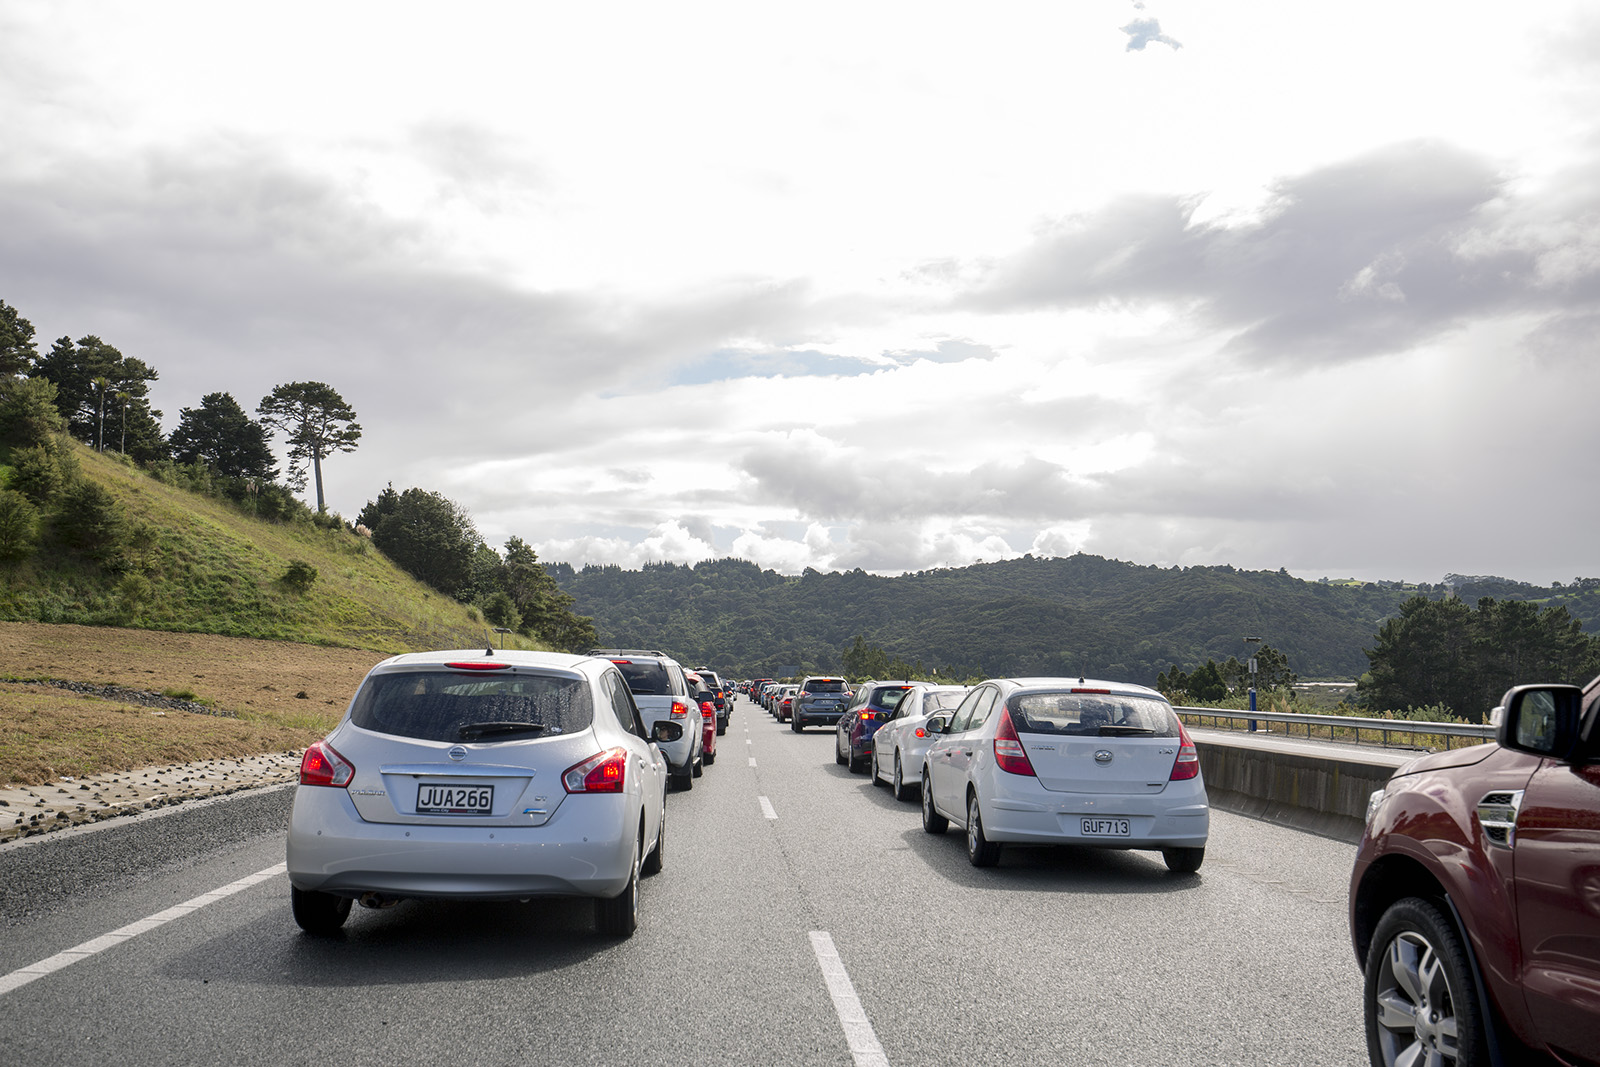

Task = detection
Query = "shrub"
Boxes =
[52,479,125,561]
[280,560,318,593]
[0,489,41,568]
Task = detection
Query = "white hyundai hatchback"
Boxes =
[921,677,1209,872]
[286,649,679,938]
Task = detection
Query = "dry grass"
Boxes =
[0,621,387,786]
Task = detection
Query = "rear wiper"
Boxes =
[458,721,548,740]
[1096,725,1155,736]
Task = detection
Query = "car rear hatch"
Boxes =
[1008,689,1182,795]
[337,662,601,827]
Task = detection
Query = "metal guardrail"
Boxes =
[1174,705,1496,752]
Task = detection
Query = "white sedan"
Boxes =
[286,649,679,938]
[870,684,971,800]
[921,677,1209,872]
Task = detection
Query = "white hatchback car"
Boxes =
[870,683,971,800]
[921,677,1209,872]
[286,649,679,938]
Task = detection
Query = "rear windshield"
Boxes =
[350,670,594,742]
[804,679,847,692]
[613,660,674,696]
[871,686,913,710]
[1008,692,1178,737]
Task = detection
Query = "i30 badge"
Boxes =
[1094,749,1114,763]
[448,745,468,762]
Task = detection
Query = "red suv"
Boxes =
[1348,673,1600,1066]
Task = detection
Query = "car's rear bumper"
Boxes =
[980,777,1210,850]
[286,786,638,900]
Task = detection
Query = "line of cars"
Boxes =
[744,674,1212,873]
[285,647,735,940]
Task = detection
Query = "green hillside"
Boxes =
[549,556,1600,684]
[0,441,533,654]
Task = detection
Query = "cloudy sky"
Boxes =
[4,1,1598,585]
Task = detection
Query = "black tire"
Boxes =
[671,761,693,791]
[966,793,1001,867]
[691,752,704,778]
[847,747,866,774]
[703,748,716,766]
[596,837,641,938]
[892,752,916,802]
[1162,847,1205,874]
[835,733,848,765]
[921,772,948,834]
[871,757,889,788]
[1364,897,1487,1067]
[791,719,803,733]
[642,807,665,876]
[291,886,351,936]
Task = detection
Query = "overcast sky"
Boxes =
[4,1,1598,585]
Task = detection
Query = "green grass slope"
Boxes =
[1,444,532,655]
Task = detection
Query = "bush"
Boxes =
[0,489,41,568]
[52,479,125,561]
[280,560,318,594]
[10,444,71,505]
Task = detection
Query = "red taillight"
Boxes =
[670,699,690,717]
[993,709,1035,776]
[699,700,716,714]
[1071,687,1111,694]
[1170,720,1201,781]
[300,741,354,787]
[799,690,810,697]
[564,748,628,793]
[914,727,927,738]
[859,711,873,721]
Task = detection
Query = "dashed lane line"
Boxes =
[0,862,287,997]
[810,931,890,1067]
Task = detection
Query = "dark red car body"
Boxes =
[1348,674,1600,1066]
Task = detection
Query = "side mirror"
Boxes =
[927,714,951,735]
[652,721,684,744]
[1495,684,1583,759]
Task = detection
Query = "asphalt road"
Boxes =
[0,695,1369,1066]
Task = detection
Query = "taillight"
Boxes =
[445,661,511,671]
[993,709,1035,776]
[799,690,810,697]
[859,711,873,721]
[564,748,628,793]
[670,699,690,717]
[914,727,927,738]
[699,700,716,714]
[1170,720,1201,781]
[300,742,354,787]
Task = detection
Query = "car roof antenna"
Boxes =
[485,646,495,656]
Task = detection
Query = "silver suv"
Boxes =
[792,676,852,732]
[587,649,704,789]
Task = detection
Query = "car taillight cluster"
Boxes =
[300,741,355,787]
[859,711,873,721]
[563,748,628,793]
[993,709,1035,776]
[1170,721,1201,781]
[670,699,690,717]
[699,700,716,715]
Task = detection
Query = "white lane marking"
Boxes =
[0,862,286,997]
[748,757,757,768]
[810,931,890,1067]
[758,796,778,819]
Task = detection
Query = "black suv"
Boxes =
[694,668,732,734]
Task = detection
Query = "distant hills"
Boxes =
[549,556,1600,683]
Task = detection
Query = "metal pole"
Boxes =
[1245,636,1262,732]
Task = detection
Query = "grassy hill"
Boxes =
[0,441,533,655]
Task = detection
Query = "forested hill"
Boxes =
[549,555,1600,683]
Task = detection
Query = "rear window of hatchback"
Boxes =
[804,678,848,692]
[613,659,675,696]
[350,670,594,742]
[1009,691,1178,737]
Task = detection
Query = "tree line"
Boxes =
[0,296,594,650]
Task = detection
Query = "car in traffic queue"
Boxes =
[835,681,916,773]
[870,683,971,800]
[684,670,718,766]
[790,676,853,732]
[693,667,733,734]
[774,684,800,722]
[1348,673,1600,1067]
[285,649,679,939]
[588,648,704,790]
[920,677,1209,872]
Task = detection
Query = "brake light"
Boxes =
[563,748,628,793]
[914,727,927,738]
[860,711,873,721]
[1071,687,1111,694]
[993,709,1035,776]
[1170,720,1201,781]
[799,690,810,697]
[445,661,511,670]
[300,742,354,787]
[670,699,690,717]
[699,700,716,715]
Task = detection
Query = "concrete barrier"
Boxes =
[1190,728,1420,843]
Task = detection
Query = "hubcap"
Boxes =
[1374,930,1460,1066]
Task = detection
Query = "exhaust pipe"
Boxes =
[359,892,401,910]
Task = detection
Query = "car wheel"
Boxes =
[1162,847,1205,874]
[642,808,665,876]
[691,752,704,778]
[291,886,352,936]
[836,732,848,766]
[847,746,866,774]
[671,760,693,791]
[596,835,641,938]
[1365,897,1486,1067]
[966,793,1001,867]
[703,748,716,766]
[791,718,803,733]
[716,723,726,736]
[893,752,916,802]
[921,772,948,834]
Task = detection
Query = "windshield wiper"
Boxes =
[458,721,548,740]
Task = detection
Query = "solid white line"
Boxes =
[809,931,890,1067]
[0,862,286,997]
[758,796,778,819]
